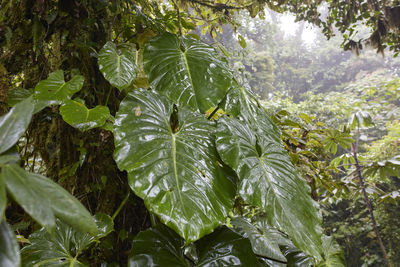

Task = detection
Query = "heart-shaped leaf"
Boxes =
[0,221,20,267]
[128,226,190,267]
[33,70,84,105]
[128,226,259,267]
[216,87,322,259]
[2,164,98,234]
[230,217,287,263]
[114,89,235,242]
[98,42,136,90]
[21,214,113,267]
[144,33,233,113]
[282,245,314,267]
[0,97,34,154]
[195,226,260,267]
[60,100,110,131]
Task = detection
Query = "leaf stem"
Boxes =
[150,213,158,227]
[105,87,113,106]
[112,191,130,220]
[207,105,220,120]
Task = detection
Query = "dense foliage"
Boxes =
[0,0,399,266]
[263,69,400,266]
[181,0,400,54]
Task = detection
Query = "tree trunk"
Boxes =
[352,142,392,267]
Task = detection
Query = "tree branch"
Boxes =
[172,0,183,36]
[188,0,253,11]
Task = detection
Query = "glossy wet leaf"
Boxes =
[144,33,233,113]
[128,226,258,267]
[26,169,99,235]
[282,245,314,267]
[0,97,34,154]
[0,174,5,220]
[230,217,286,263]
[128,226,190,267]
[60,100,110,131]
[6,88,32,107]
[98,41,136,90]
[2,164,55,232]
[21,214,112,267]
[216,88,322,259]
[219,85,241,117]
[114,89,235,242]
[33,70,84,105]
[254,216,313,267]
[196,226,260,267]
[2,164,98,234]
[227,86,282,143]
[316,235,345,267]
[0,221,20,267]
[254,216,293,248]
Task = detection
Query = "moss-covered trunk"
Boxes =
[1,0,150,263]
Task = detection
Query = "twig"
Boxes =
[112,191,130,220]
[104,87,113,106]
[188,0,252,10]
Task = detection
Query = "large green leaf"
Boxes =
[98,41,136,90]
[2,164,98,234]
[219,85,241,117]
[144,33,233,113]
[0,155,19,166]
[6,88,32,107]
[60,100,110,131]
[251,215,316,267]
[195,226,260,267]
[230,217,287,263]
[282,245,314,267]
[0,97,34,154]
[0,174,6,221]
[26,169,99,235]
[216,87,322,259]
[33,70,84,105]
[128,226,259,267]
[0,221,20,267]
[128,226,190,267]
[316,235,346,267]
[6,87,47,114]
[21,214,113,267]
[2,164,55,232]
[114,89,235,242]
